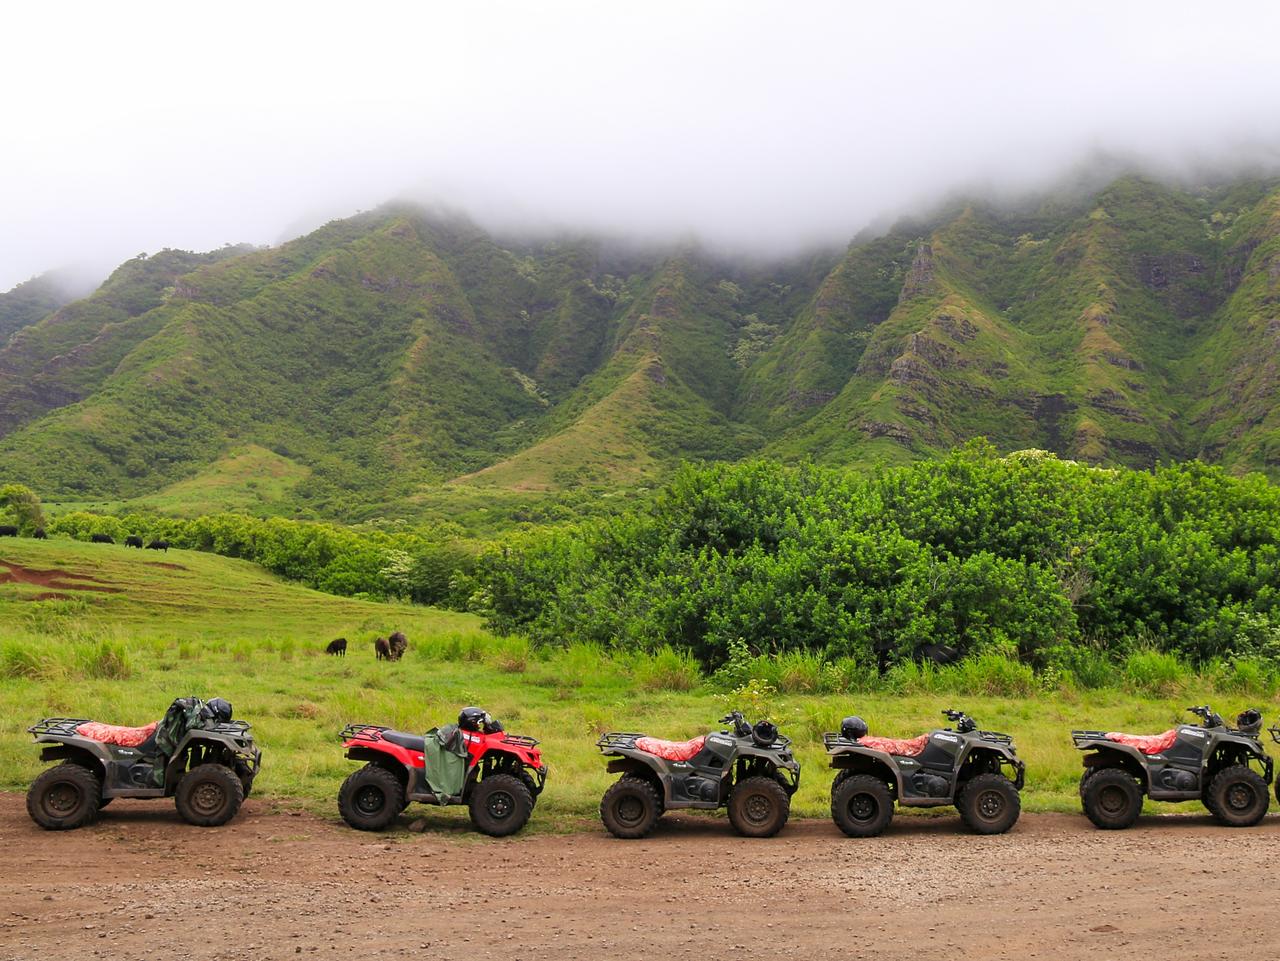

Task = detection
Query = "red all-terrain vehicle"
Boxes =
[337,707,546,836]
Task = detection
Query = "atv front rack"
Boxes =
[501,733,539,749]
[977,730,1014,745]
[28,718,92,738]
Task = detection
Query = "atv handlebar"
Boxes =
[719,711,752,738]
[1187,705,1224,728]
[943,709,977,733]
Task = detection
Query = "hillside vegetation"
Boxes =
[2,173,1280,521]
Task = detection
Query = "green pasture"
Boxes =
[3,538,1277,830]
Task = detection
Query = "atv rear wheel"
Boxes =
[958,773,1020,834]
[469,774,534,837]
[729,776,790,838]
[1206,765,1268,827]
[831,774,893,838]
[1081,768,1142,830]
[27,763,101,830]
[600,775,662,839]
[338,764,404,831]
[175,764,244,827]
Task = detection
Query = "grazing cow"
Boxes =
[388,630,408,661]
[124,535,144,549]
[146,539,169,552]
[90,533,114,544]
[325,637,348,657]
[914,642,961,667]
[374,636,391,661]
[33,527,47,539]
[0,525,17,537]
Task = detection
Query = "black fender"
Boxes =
[1080,745,1149,791]
[828,748,902,798]
[38,743,107,780]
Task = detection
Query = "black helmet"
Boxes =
[1237,708,1263,734]
[751,720,778,747]
[841,716,868,741]
[207,698,233,723]
[458,706,490,732]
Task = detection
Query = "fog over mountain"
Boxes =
[3,1,1280,290]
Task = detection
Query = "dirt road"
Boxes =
[1,795,1274,960]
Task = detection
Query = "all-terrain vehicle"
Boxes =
[26,696,260,830]
[1073,705,1273,829]
[595,710,800,839]
[337,707,546,836]
[823,709,1024,837]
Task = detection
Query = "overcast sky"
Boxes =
[3,1,1280,291]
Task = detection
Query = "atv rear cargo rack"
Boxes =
[339,723,390,743]
[596,732,643,752]
[1070,730,1112,746]
[28,718,92,737]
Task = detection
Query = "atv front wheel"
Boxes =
[175,764,245,827]
[831,774,893,838]
[600,775,662,839]
[958,773,1020,835]
[234,762,255,799]
[27,763,101,830]
[469,774,534,837]
[1081,768,1142,830]
[729,776,790,838]
[1206,765,1268,827]
[337,764,404,831]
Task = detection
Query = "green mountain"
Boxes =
[1,173,1278,519]
[0,269,98,345]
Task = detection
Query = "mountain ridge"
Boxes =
[1,172,1278,519]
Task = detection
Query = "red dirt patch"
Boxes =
[0,561,123,594]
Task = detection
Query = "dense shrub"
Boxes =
[479,443,1280,671]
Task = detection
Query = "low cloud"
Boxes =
[3,1,1279,290]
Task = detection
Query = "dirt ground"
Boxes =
[1,794,1276,961]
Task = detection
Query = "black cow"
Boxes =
[914,642,961,667]
[374,636,391,661]
[0,525,17,537]
[90,533,114,544]
[124,535,144,549]
[325,637,348,657]
[33,527,47,539]
[388,630,408,661]
[146,539,169,552]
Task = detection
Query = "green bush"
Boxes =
[478,447,1280,673]
[634,645,703,692]
[1122,649,1191,696]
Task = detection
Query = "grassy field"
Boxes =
[3,537,1277,830]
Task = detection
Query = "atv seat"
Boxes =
[75,721,159,747]
[1105,730,1178,754]
[634,735,707,762]
[381,730,426,753]
[858,734,930,757]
